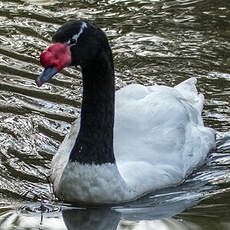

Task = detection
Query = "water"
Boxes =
[0,0,229,229]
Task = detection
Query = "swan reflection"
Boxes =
[0,189,229,230]
[0,190,198,230]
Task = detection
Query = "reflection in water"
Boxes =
[63,208,120,230]
[0,194,200,230]
[62,208,189,230]
[1,188,230,230]
[0,0,230,229]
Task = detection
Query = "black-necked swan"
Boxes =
[36,20,216,204]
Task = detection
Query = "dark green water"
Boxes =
[0,0,229,229]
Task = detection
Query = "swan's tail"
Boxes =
[174,77,204,114]
[175,77,216,148]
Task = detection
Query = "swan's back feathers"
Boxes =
[174,77,204,116]
[174,77,198,97]
[114,77,216,188]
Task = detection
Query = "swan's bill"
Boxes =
[36,66,58,87]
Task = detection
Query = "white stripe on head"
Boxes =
[67,22,88,47]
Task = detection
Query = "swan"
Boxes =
[36,20,216,204]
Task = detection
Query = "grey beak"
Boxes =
[36,66,58,87]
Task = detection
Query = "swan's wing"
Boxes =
[114,78,216,184]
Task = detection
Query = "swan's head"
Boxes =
[36,20,109,87]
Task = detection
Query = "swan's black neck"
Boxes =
[69,48,116,164]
